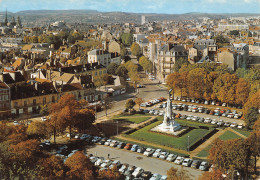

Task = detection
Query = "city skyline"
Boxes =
[0,0,259,14]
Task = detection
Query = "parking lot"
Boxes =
[86,144,203,179]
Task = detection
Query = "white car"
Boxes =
[150,173,162,180]
[132,167,144,178]
[182,158,193,167]
[230,122,237,128]
[100,160,112,168]
[204,118,211,123]
[153,149,162,158]
[199,161,209,171]
[41,116,47,121]
[174,156,184,165]
[237,123,243,129]
[119,163,129,173]
[159,152,169,159]
[186,115,193,120]
[166,154,177,162]
[95,158,104,166]
[211,119,217,124]
[109,160,121,169]
[217,120,224,126]
[144,148,155,156]
[104,139,112,146]
[192,116,199,121]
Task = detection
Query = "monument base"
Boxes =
[151,123,188,136]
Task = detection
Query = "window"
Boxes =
[99,71,102,75]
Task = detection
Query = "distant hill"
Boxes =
[0,10,258,26]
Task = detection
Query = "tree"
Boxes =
[235,68,248,78]
[216,64,233,74]
[198,169,224,180]
[139,56,153,74]
[213,35,230,47]
[120,45,127,59]
[98,167,124,180]
[244,107,259,129]
[115,64,128,79]
[243,90,260,119]
[128,71,140,93]
[125,60,138,74]
[229,30,240,36]
[36,155,65,180]
[120,33,133,47]
[204,72,219,101]
[131,42,142,58]
[236,78,250,105]
[40,104,49,115]
[187,68,207,99]
[107,63,119,75]
[125,99,135,113]
[65,151,94,180]
[173,58,189,73]
[27,121,49,140]
[135,98,143,110]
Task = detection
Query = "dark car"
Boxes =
[143,109,149,113]
[141,171,152,180]
[209,110,215,115]
[117,142,126,149]
[98,138,107,145]
[137,146,146,153]
[204,108,210,114]
[124,165,135,176]
[191,160,201,169]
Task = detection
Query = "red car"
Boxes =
[124,143,132,150]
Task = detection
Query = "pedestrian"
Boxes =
[108,153,110,159]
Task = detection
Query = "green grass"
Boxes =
[113,116,151,124]
[219,130,242,141]
[128,119,215,150]
[196,145,212,157]
[232,129,251,137]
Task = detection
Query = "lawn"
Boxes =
[113,116,151,124]
[219,130,242,141]
[196,145,212,157]
[232,129,251,137]
[129,119,215,150]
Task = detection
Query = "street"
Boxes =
[86,144,203,179]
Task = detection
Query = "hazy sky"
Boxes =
[1,0,259,14]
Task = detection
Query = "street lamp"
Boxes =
[232,170,240,180]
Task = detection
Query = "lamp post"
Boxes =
[231,170,240,180]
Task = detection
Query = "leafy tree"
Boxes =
[130,42,142,58]
[120,45,127,59]
[36,155,65,180]
[243,90,260,118]
[187,68,207,99]
[27,121,49,140]
[115,64,128,79]
[235,68,248,78]
[198,169,224,180]
[173,57,189,73]
[47,35,62,50]
[204,72,219,101]
[98,166,124,180]
[125,60,138,74]
[229,30,240,36]
[236,78,250,105]
[102,73,114,87]
[107,63,119,75]
[167,166,190,180]
[65,151,94,180]
[125,99,135,113]
[128,71,140,93]
[244,107,259,129]
[40,104,49,115]
[120,33,133,47]
[213,35,230,47]
[135,98,143,110]
[139,56,153,74]
[216,64,233,74]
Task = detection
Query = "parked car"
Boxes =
[204,118,212,123]
[109,160,121,169]
[149,173,162,180]
[124,165,136,176]
[227,113,234,118]
[217,120,224,126]
[144,148,155,156]
[117,142,126,149]
[174,156,184,165]
[209,110,215,115]
[182,158,193,167]
[159,152,169,159]
[104,139,112,146]
[191,160,201,169]
[186,115,193,120]
[153,149,162,158]
[222,103,227,107]
[166,154,177,162]
[89,156,98,163]
[132,167,144,178]
[161,175,167,180]
[109,140,119,147]
[95,157,105,166]
[199,161,209,171]
[99,138,107,145]
[237,123,243,129]
[124,143,132,150]
[224,122,231,127]
[141,171,152,180]
[41,116,47,121]
[131,144,139,152]
[211,119,217,124]
[230,122,237,128]
[137,146,146,153]
[119,163,129,173]
[180,115,187,119]
[192,116,199,121]
[204,108,210,114]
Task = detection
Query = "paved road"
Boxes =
[86,145,203,179]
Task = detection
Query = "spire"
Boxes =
[4,8,8,26]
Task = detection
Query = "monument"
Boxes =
[151,89,185,135]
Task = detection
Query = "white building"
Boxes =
[141,15,146,25]
[88,49,111,67]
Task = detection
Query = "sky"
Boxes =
[0,0,259,14]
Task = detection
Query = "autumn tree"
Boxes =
[107,62,119,75]
[27,121,49,140]
[213,73,238,105]
[198,169,224,180]
[187,68,207,99]
[243,90,260,117]
[235,78,250,105]
[120,33,133,47]
[125,99,135,113]
[36,155,65,180]
[65,151,94,180]
[40,104,49,115]
[167,166,190,180]
[173,57,189,73]
[98,166,124,180]
[216,64,233,74]
[125,60,138,74]
[115,64,128,79]
[131,42,142,58]
[244,107,259,129]
[204,71,219,101]
[139,56,153,74]
[135,98,143,110]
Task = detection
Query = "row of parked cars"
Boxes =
[174,97,243,109]
[171,103,243,119]
[177,114,244,128]
[140,97,166,108]
[99,138,210,172]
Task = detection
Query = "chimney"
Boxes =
[52,80,57,89]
